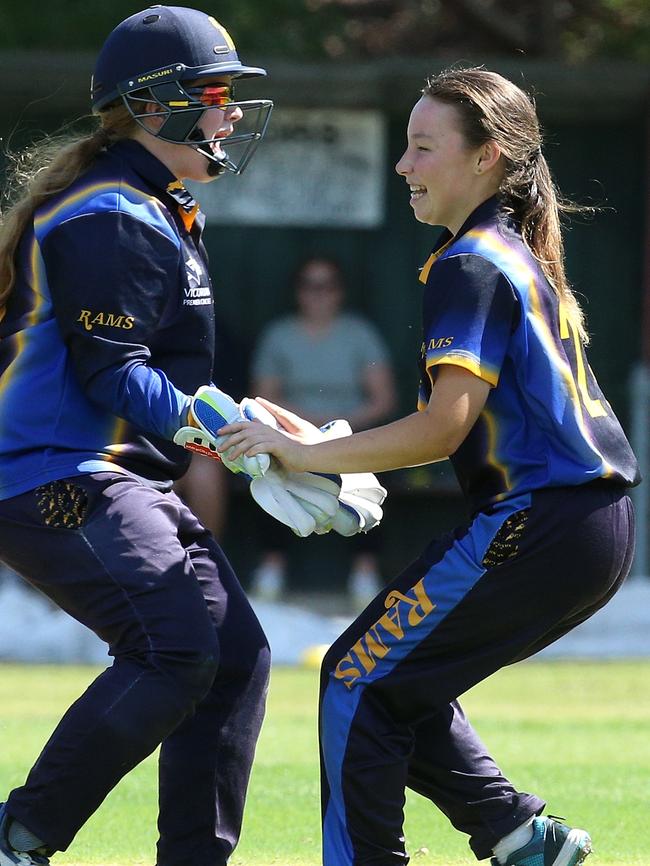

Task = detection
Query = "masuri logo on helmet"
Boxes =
[91,5,273,176]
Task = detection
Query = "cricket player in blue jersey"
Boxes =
[0,7,284,866]
[222,68,640,866]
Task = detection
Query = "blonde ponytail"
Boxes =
[0,106,137,319]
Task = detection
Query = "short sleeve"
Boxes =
[422,253,517,387]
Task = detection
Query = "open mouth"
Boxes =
[409,184,427,201]
[209,130,233,156]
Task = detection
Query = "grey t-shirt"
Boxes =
[252,312,390,418]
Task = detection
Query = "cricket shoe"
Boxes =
[0,805,49,866]
[491,816,592,866]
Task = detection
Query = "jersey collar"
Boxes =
[111,139,177,194]
[419,195,502,284]
[453,195,502,242]
[110,139,203,233]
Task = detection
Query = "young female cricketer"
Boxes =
[0,7,274,865]
[221,67,639,866]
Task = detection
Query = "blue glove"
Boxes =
[173,385,270,478]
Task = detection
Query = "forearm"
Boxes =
[220,365,490,476]
[85,360,191,440]
[296,408,453,474]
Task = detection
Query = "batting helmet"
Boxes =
[91,5,273,175]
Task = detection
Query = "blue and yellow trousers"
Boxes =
[319,481,634,865]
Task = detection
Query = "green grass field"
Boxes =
[1,661,649,866]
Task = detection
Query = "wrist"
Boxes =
[289,442,306,474]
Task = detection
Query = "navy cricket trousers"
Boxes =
[319,482,635,865]
[0,472,271,866]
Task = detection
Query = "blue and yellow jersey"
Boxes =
[417,197,640,513]
[0,139,215,499]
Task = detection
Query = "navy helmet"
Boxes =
[91,6,273,175]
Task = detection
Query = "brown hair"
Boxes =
[424,67,590,343]
[0,105,137,321]
[292,256,346,291]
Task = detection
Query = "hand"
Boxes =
[218,418,309,473]
[173,385,270,478]
[223,406,388,535]
[253,397,325,444]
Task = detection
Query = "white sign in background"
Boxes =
[189,108,387,229]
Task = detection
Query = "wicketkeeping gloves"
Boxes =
[241,403,387,537]
[173,385,270,478]
[174,389,340,537]
[249,468,341,538]
[316,419,387,536]
[240,398,342,537]
[174,390,388,538]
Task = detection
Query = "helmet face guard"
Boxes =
[91,7,273,176]
[118,72,273,175]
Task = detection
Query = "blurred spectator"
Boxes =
[174,317,251,541]
[250,255,397,606]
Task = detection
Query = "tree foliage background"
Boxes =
[1,0,648,61]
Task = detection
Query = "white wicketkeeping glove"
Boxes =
[332,472,387,536]
[238,402,387,537]
[317,419,387,536]
[173,385,270,479]
[250,468,341,538]
[240,397,342,536]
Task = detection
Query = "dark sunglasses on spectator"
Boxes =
[299,278,341,292]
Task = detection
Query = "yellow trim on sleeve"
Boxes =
[426,355,499,388]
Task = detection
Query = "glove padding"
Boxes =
[250,467,341,538]
[331,472,387,536]
[173,386,270,479]
[318,419,387,536]
[241,398,342,536]
[240,401,387,537]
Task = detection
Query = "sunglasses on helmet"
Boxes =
[184,84,235,108]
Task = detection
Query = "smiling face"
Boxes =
[395,95,502,233]
[134,76,244,182]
